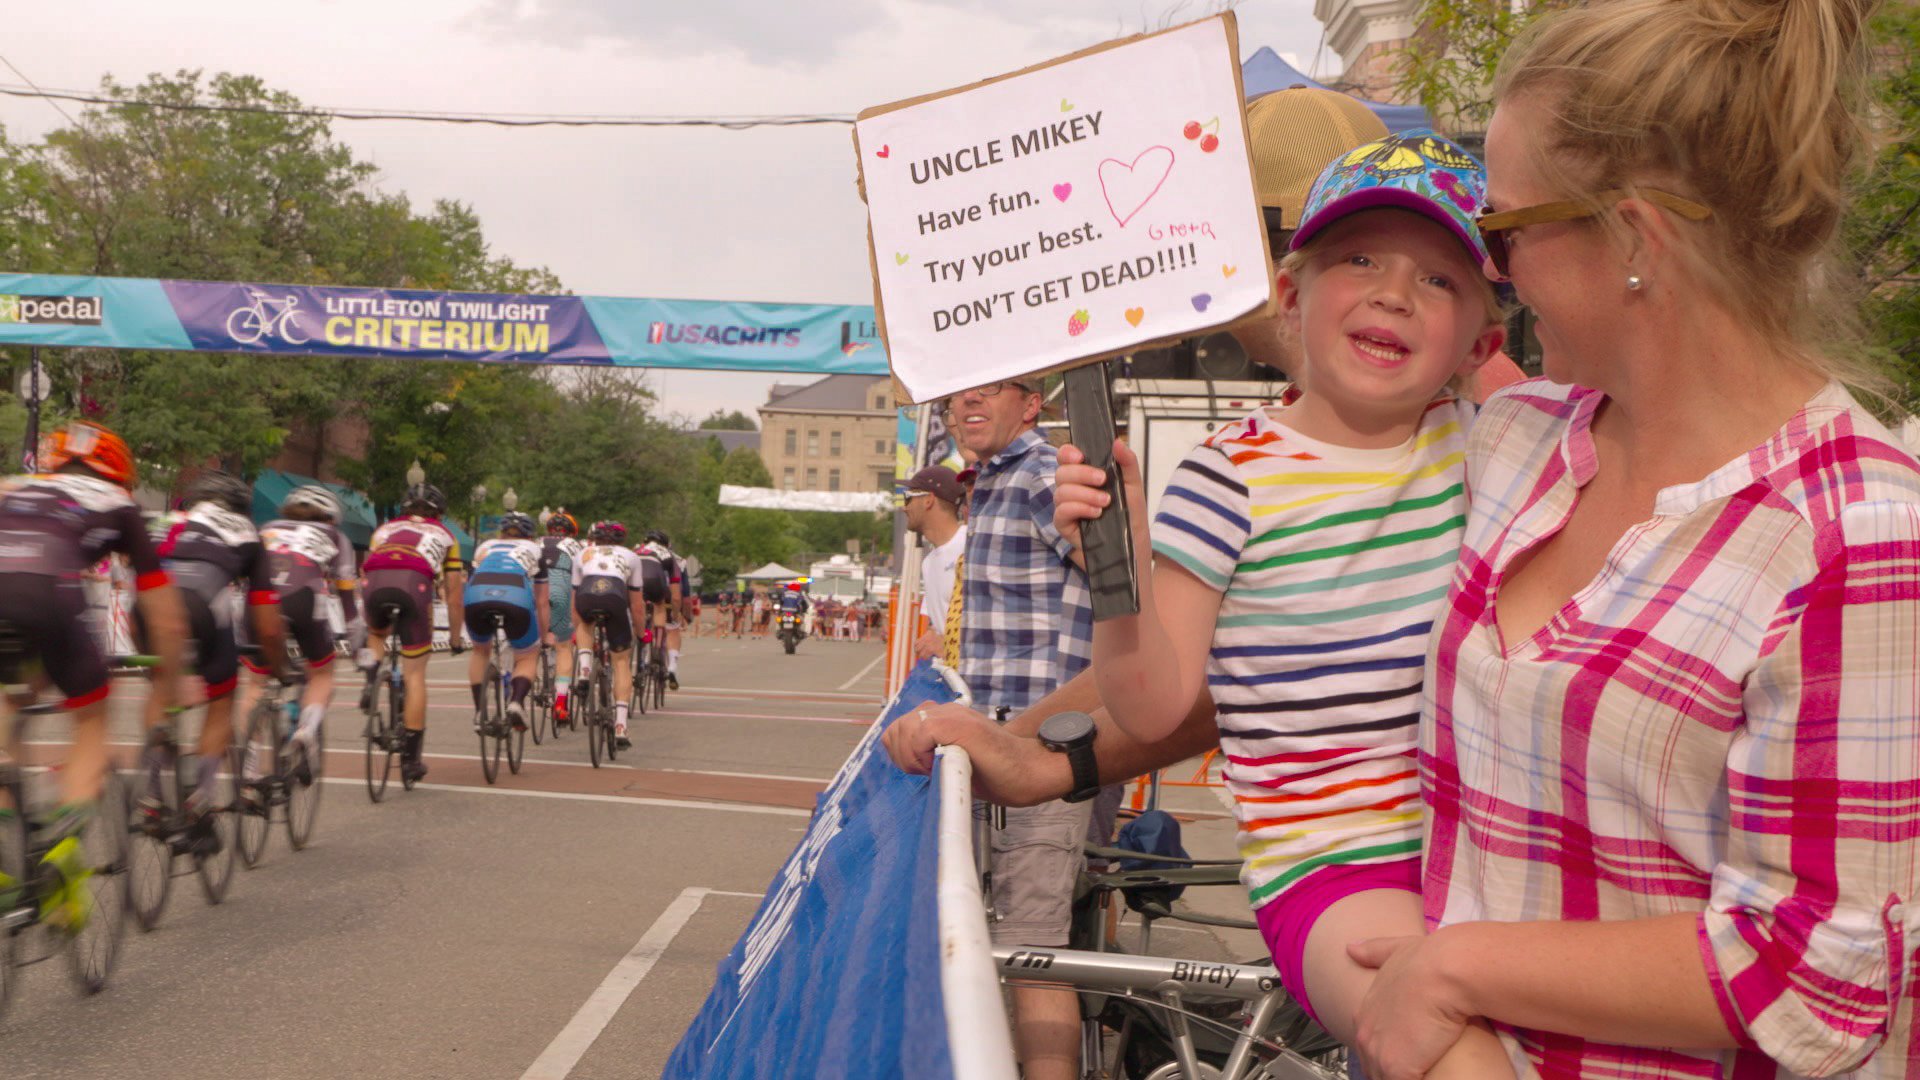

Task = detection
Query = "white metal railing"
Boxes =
[934,744,1018,1080]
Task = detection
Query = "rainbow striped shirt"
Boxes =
[1151,394,1473,909]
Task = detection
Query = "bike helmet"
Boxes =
[41,420,136,489]
[281,483,343,524]
[184,470,252,515]
[546,511,579,537]
[402,482,447,517]
[588,520,627,544]
[645,530,670,548]
[500,511,536,538]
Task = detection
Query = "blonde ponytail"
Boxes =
[1494,0,1883,389]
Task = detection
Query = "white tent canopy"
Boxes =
[739,562,804,581]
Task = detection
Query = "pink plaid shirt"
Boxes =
[1425,380,1920,1078]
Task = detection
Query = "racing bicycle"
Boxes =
[575,612,619,769]
[233,652,322,866]
[0,662,142,1016]
[362,602,410,802]
[473,611,525,784]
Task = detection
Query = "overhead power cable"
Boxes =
[0,83,856,130]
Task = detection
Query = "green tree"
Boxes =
[1849,4,1920,399]
[1395,2,1920,396]
[0,70,561,488]
[699,409,758,431]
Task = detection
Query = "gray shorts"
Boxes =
[987,784,1123,947]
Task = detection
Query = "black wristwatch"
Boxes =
[1038,711,1100,804]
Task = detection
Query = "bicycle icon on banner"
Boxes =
[225,289,311,346]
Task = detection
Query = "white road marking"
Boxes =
[520,886,711,1080]
[326,778,811,817]
[837,650,887,691]
[653,767,834,784]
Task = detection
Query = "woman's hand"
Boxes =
[1349,933,1476,1080]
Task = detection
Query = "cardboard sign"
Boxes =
[857,14,1272,404]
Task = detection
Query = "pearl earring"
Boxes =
[1626,275,1643,291]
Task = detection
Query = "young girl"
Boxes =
[1056,133,1512,1076]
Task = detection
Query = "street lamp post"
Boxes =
[471,483,487,538]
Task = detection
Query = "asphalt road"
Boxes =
[4,631,886,1079]
[3,631,1257,1079]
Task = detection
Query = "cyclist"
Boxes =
[540,512,583,722]
[0,421,188,926]
[462,511,551,734]
[361,483,465,784]
[639,530,685,690]
[237,484,363,772]
[572,521,650,751]
[143,470,287,850]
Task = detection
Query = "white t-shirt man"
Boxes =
[920,524,967,631]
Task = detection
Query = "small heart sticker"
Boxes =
[1060,98,1074,113]
[894,253,909,266]
[1222,265,1237,278]
[1124,307,1145,327]
[1052,183,1072,202]
[1191,293,1213,312]
[875,145,890,158]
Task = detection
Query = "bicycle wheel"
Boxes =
[598,652,617,763]
[365,661,398,802]
[126,756,175,932]
[234,701,275,868]
[68,774,132,995]
[585,652,603,770]
[530,646,552,745]
[393,674,419,794]
[500,638,524,776]
[641,638,656,714]
[651,649,668,711]
[0,777,25,1017]
[193,754,237,906]
[479,649,503,786]
[286,714,323,851]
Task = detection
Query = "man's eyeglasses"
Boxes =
[941,380,1038,415]
[1475,188,1712,279]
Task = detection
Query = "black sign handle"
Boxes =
[1064,361,1140,620]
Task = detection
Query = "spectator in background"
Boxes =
[905,465,968,662]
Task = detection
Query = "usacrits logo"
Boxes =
[0,294,104,326]
[647,322,802,348]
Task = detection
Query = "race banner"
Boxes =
[0,272,890,376]
[663,662,977,1079]
[855,13,1273,403]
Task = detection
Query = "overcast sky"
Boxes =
[0,0,1335,425]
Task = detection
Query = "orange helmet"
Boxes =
[546,511,579,537]
[41,421,136,489]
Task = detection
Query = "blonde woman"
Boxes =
[1350,2,1920,1078]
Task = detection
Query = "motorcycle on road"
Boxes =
[777,610,805,655]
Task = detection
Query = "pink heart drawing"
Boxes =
[1053,182,1072,202]
[1098,146,1175,228]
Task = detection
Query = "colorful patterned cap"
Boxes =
[1291,129,1489,266]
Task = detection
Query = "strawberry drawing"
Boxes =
[1067,309,1090,336]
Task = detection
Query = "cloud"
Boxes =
[467,0,1258,68]
[469,0,899,66]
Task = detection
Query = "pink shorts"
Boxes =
[1253,858,1421,1026]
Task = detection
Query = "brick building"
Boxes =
[1314,0,1424,104]
[755,374,896,493]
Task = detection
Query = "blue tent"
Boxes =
[251,469,379,548]
[1241,46,1431,132]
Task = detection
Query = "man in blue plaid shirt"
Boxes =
[942,375,1094,1080]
